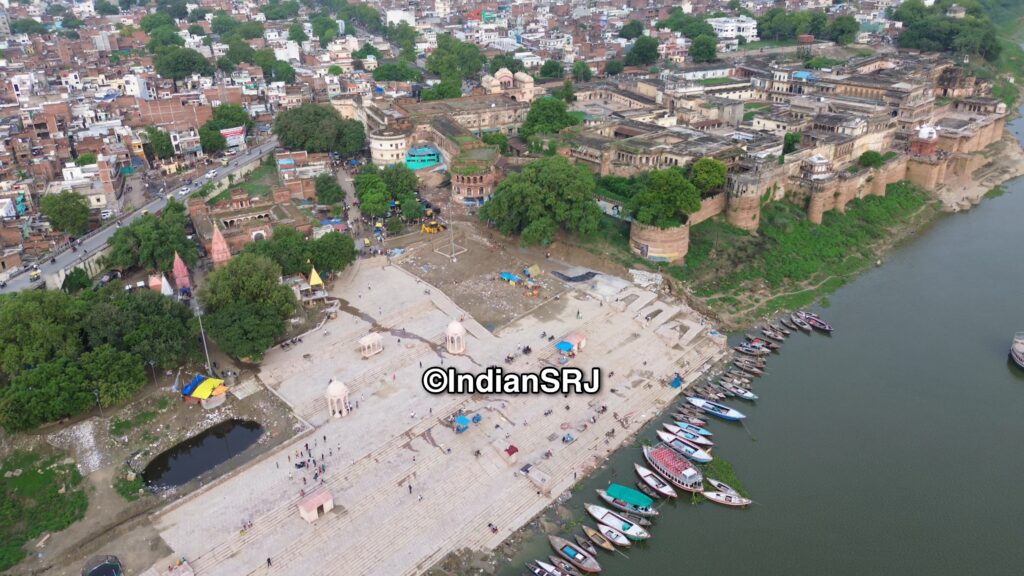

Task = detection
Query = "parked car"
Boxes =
[207,169,218,179]
[178,186,190,196]
[100,209,113,219]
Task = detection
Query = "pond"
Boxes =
[141,419,264,490]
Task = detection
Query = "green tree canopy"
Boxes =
[690,157,728,197]
[273,103,365,156]
[61,268,92,294]
[353,172,390,217]
[40,191,90,236]
[288,23,308,43]
[519,97,581,140]
[199,126,226,154]
[154,47,214,83]
[625,36,660,66]
[420,75,461,101]
[94,0,120,16]
[262,0,300,20]
[74,153,97,166]
[619,20,645,40]
[690,34,717,63]
[144,126,175,160]
[426,33,484,80]
[353,43,382,59]
[605,60,624,76]
[188,24,206,36]
[11,19,47,35]
[539,59,564,79]
[825,15,859,45]
[84,288,197,369]
[379,164,418,198]
[328,64,343,75]
[481,132,509,154]
[479,156,601,245]
[0,291,86,376]
[628,167,700,228]
[858,150,884,168]
[372,61,422,82]
[105,200,197,272]
[572,61,593,82]
[206,103,252,131]
[147,25,185,53]
[140,13,174,32]
[490,53,524,74]
[315,173,344,205]
[657,10,716,38]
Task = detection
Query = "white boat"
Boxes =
[584,504,650,540]
[662,423,714,447]
[656,430,713,463]
[642,445,704,493]
[673,420,712,436]
[721,383,758,401]
[634,463,678,498]
[706,477,740,496]
[595,522,631,546]
[1011,332,1024,369]
[686,397,747,421]
[703,491,752,508]
[596,488,659,517]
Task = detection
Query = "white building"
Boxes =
[514,52,544,69]
[706,16,759,43]
[385,9,415,27]
[122,74,153,100]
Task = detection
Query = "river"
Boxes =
[498,110,1024,575]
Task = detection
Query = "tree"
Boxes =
[426,34,484,80]
[40,191,90,236]
[481,132,510,155]
[61,268,92,294]
[353,173,390,217]
[858,150,884,169]
[353,43,383,59]
[315,174,344,204]
[273,103,365,155]
[489,53,524,74]
[379,164,418,198]
[308,232,356,274]
[211,12,239,35]
[420,75,461,101]
[327,64,343,75]
[657,9,716,38]
[552,80,575,103]
[783,132,802,156]
[479,156,601,245]
[61,16,84,29]
[619,20,644,40]
[628,168,700,228]
[144,126,175,160]
[825,15,859,45]
[272,61,297,84]
[398,193,423,220]
[372,61,422,82]
[188,24,205,36]
[235,21,265,40]
[147,25,185,54]
[140,13,174,33]
[605,60,624,76]
[519,97,581,140]
[262,0,300,20]
[207,103,252,130]
[288,23,308,43]
[0,357,92,431]
[204,301,287,360]
[539,59,564,79]
[154,47,214,85]
[225,38,255,65]
[84,289,197,369]
[94,0,120,16]
[105,200,197,272]
[625,36,660,66]
[75,153,97,166]
[80,345,146,407]
[572,61,593,82]
[199,126,226,155]
[0,291,85,376]
[690,157,728,197]
[11,19,47,35]
[217,57,236,73]
[690,34,717,63]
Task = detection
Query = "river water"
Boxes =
[499,110,1024,575]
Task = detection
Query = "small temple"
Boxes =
[172,252,191,298]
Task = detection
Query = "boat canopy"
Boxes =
[607,483,653,507]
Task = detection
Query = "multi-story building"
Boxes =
[706,16,759,43]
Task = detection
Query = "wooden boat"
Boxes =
[733,363,764,377]
[1011,332,1024,369]
[635,480,662,500]
[760,328,785,342]
[702,491,752,508]
[634,463,678,498]
[534,559,573,576]
[770,322,791,336]
[662,423,714,447]
[806,316,834,333]
[780,317,799,331]
[581,525,616,552]
[745,335,779,350]
[707,477,741,496]
[713,383,736,397]
[686,397,747,421]
[670,413,709,428]
[721,383,758,401]
[584,504,651,540]
[696,386,725,401]
[790,314,812,332]
[548,556,583,576]
[617,509,653,527]
[643,444,703,493]
[527,561,556,576]
[734,344,771,357]
[721,373,751,385]
[595,522,632,546]
[596,487,660,517]
[670,420,712,436]
[656,430,713,463]
[574,534,598,556]
[548,535,602,573]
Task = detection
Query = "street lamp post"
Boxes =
[196,306,213,375]
[93,389,103,418]
[147,360,157,385]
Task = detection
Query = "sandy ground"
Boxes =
[935,132,1024,211]
[144,255,726,576]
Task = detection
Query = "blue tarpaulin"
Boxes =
[181,375,205,396]
[555,341,573,352]
[499,272,522,283]
[671,375,682,388]
[453,415,470,433]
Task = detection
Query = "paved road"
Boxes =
[1,137,278,293]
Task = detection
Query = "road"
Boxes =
[1,137,279,293]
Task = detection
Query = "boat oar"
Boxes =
[614,547,630,560]
[740,420,756,442]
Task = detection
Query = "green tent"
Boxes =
[607,483,653,508]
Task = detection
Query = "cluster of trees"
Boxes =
[618,20,645,40]
[572,61,593,82]
[210,12,296,82]
[105,200,198,272]
[262,0,300,20]
[757,9,859,46]
[892,0,1001,61]
[314,174,344,205]
[625,36,660,67]
[600,158,727,228]
[372,61,422,82]
[420,34,482,101]
[40,191,90,236]
[155,47,215,87]
[690,35,718,63]
[353,43,382,60]
[10,18,46,35]
[490,53,525,74]
[481,132,510,155]
[353,164,422,219]
[657,10,716,39]
[386,21,418,62]
[0,288,198,431]
[199,103,252,155]
[479,156,602,245]
[241,227,356,277]
[539,59,564,79]
[143,126,175,160]
[518,96,581,140]
[273,103,365,156]
[200,253,296,360]
[605,60,624,76]
[94,0,120,16]
[141,13,184,54]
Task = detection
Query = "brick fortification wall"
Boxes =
[629,221,690,263]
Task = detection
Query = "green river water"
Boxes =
[497,109,1024,575]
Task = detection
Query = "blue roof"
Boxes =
[793,71,813,80]
[454,415,470,425]
[555,341,573,352]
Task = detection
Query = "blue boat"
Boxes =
[672,421,712,436]
[686,397,746,421]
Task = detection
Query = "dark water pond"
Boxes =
[141,419,263,489]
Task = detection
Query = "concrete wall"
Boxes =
[629,220,689,263]
[44,244,111,289]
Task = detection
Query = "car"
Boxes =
[225,149,238,157]
[100,209,113,219]
[177,186,190,196]
[207,169,218,178]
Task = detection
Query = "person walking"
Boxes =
[266,558,272,567]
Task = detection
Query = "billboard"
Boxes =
[219,126,246,148]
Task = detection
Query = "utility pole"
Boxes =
[196,306,213,375]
